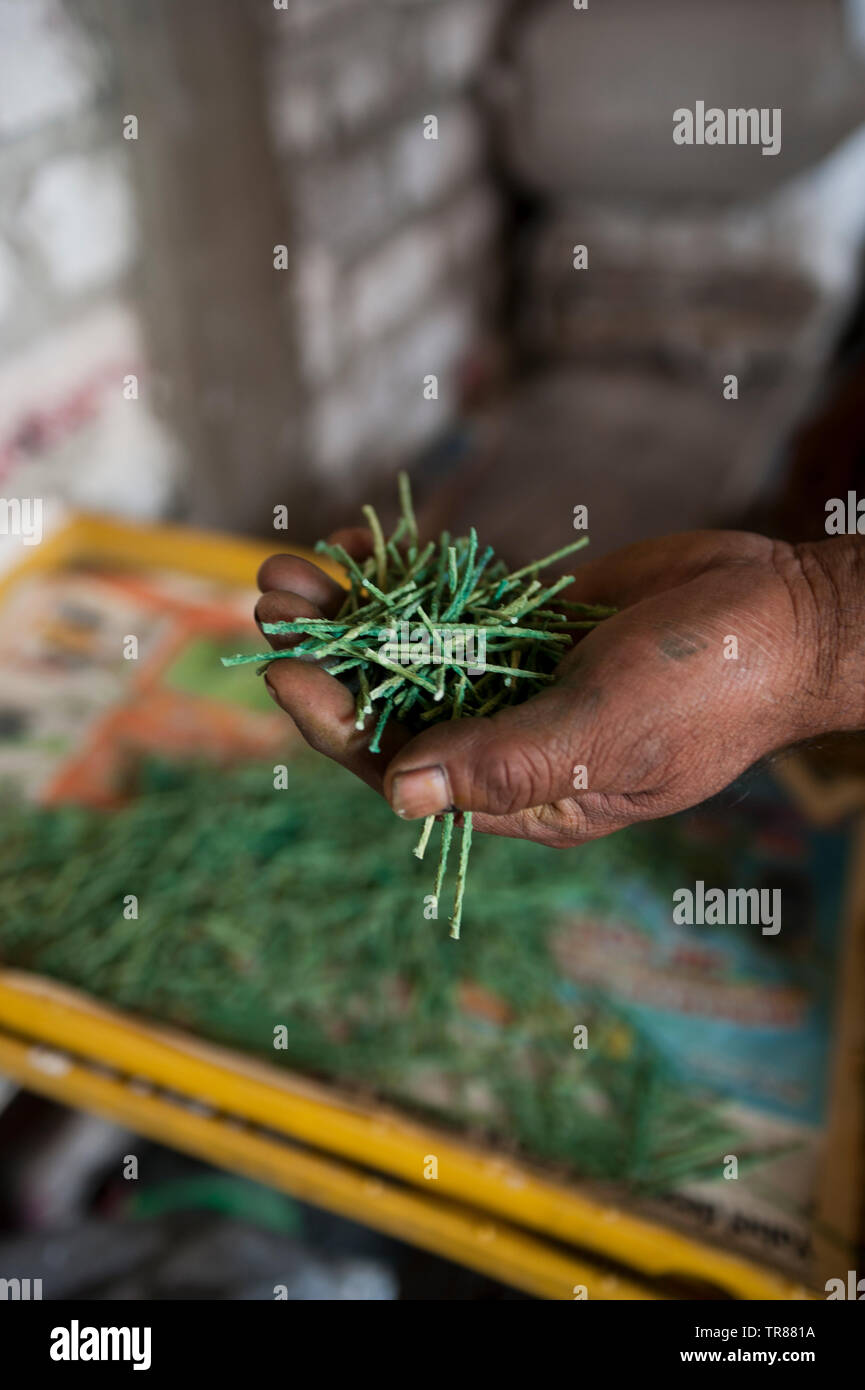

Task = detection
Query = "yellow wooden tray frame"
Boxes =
[0,512,847,1300]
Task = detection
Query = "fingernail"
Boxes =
[264,676,280,704]
[390,765,451,820]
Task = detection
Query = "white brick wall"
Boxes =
[309,292,480,477]
[18,152,135,296]
[267,0,503,153]
[0,0,101,139]
[293,183,498,385]
[269,0,369,37]
[0,301,178,520]
[265,0,504,479]
[289,99,484,257]
[0,0,178,520]
[0,238,15,322]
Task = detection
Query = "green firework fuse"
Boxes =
[223,473,616,936]
[0,756,773,1189]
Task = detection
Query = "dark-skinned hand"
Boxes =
[255,528,864,847]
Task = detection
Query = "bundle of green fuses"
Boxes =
[223,473,615,937]
[0,756,763,1189]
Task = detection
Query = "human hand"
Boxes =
[256,529,862,846]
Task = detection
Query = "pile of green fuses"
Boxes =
[0,755,755,1190]
[223,473,616,938]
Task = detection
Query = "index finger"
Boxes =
[256,529,373,616]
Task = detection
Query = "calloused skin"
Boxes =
[255,528,864,847]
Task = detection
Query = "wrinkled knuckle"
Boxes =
[531,799,590,847]
[476,749,526,815]
[769,540,845,719]
[477,739,555,815]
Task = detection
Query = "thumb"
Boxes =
[382,685,587,820]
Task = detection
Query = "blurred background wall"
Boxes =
[0,0,179,528]
[2,0,865,556]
